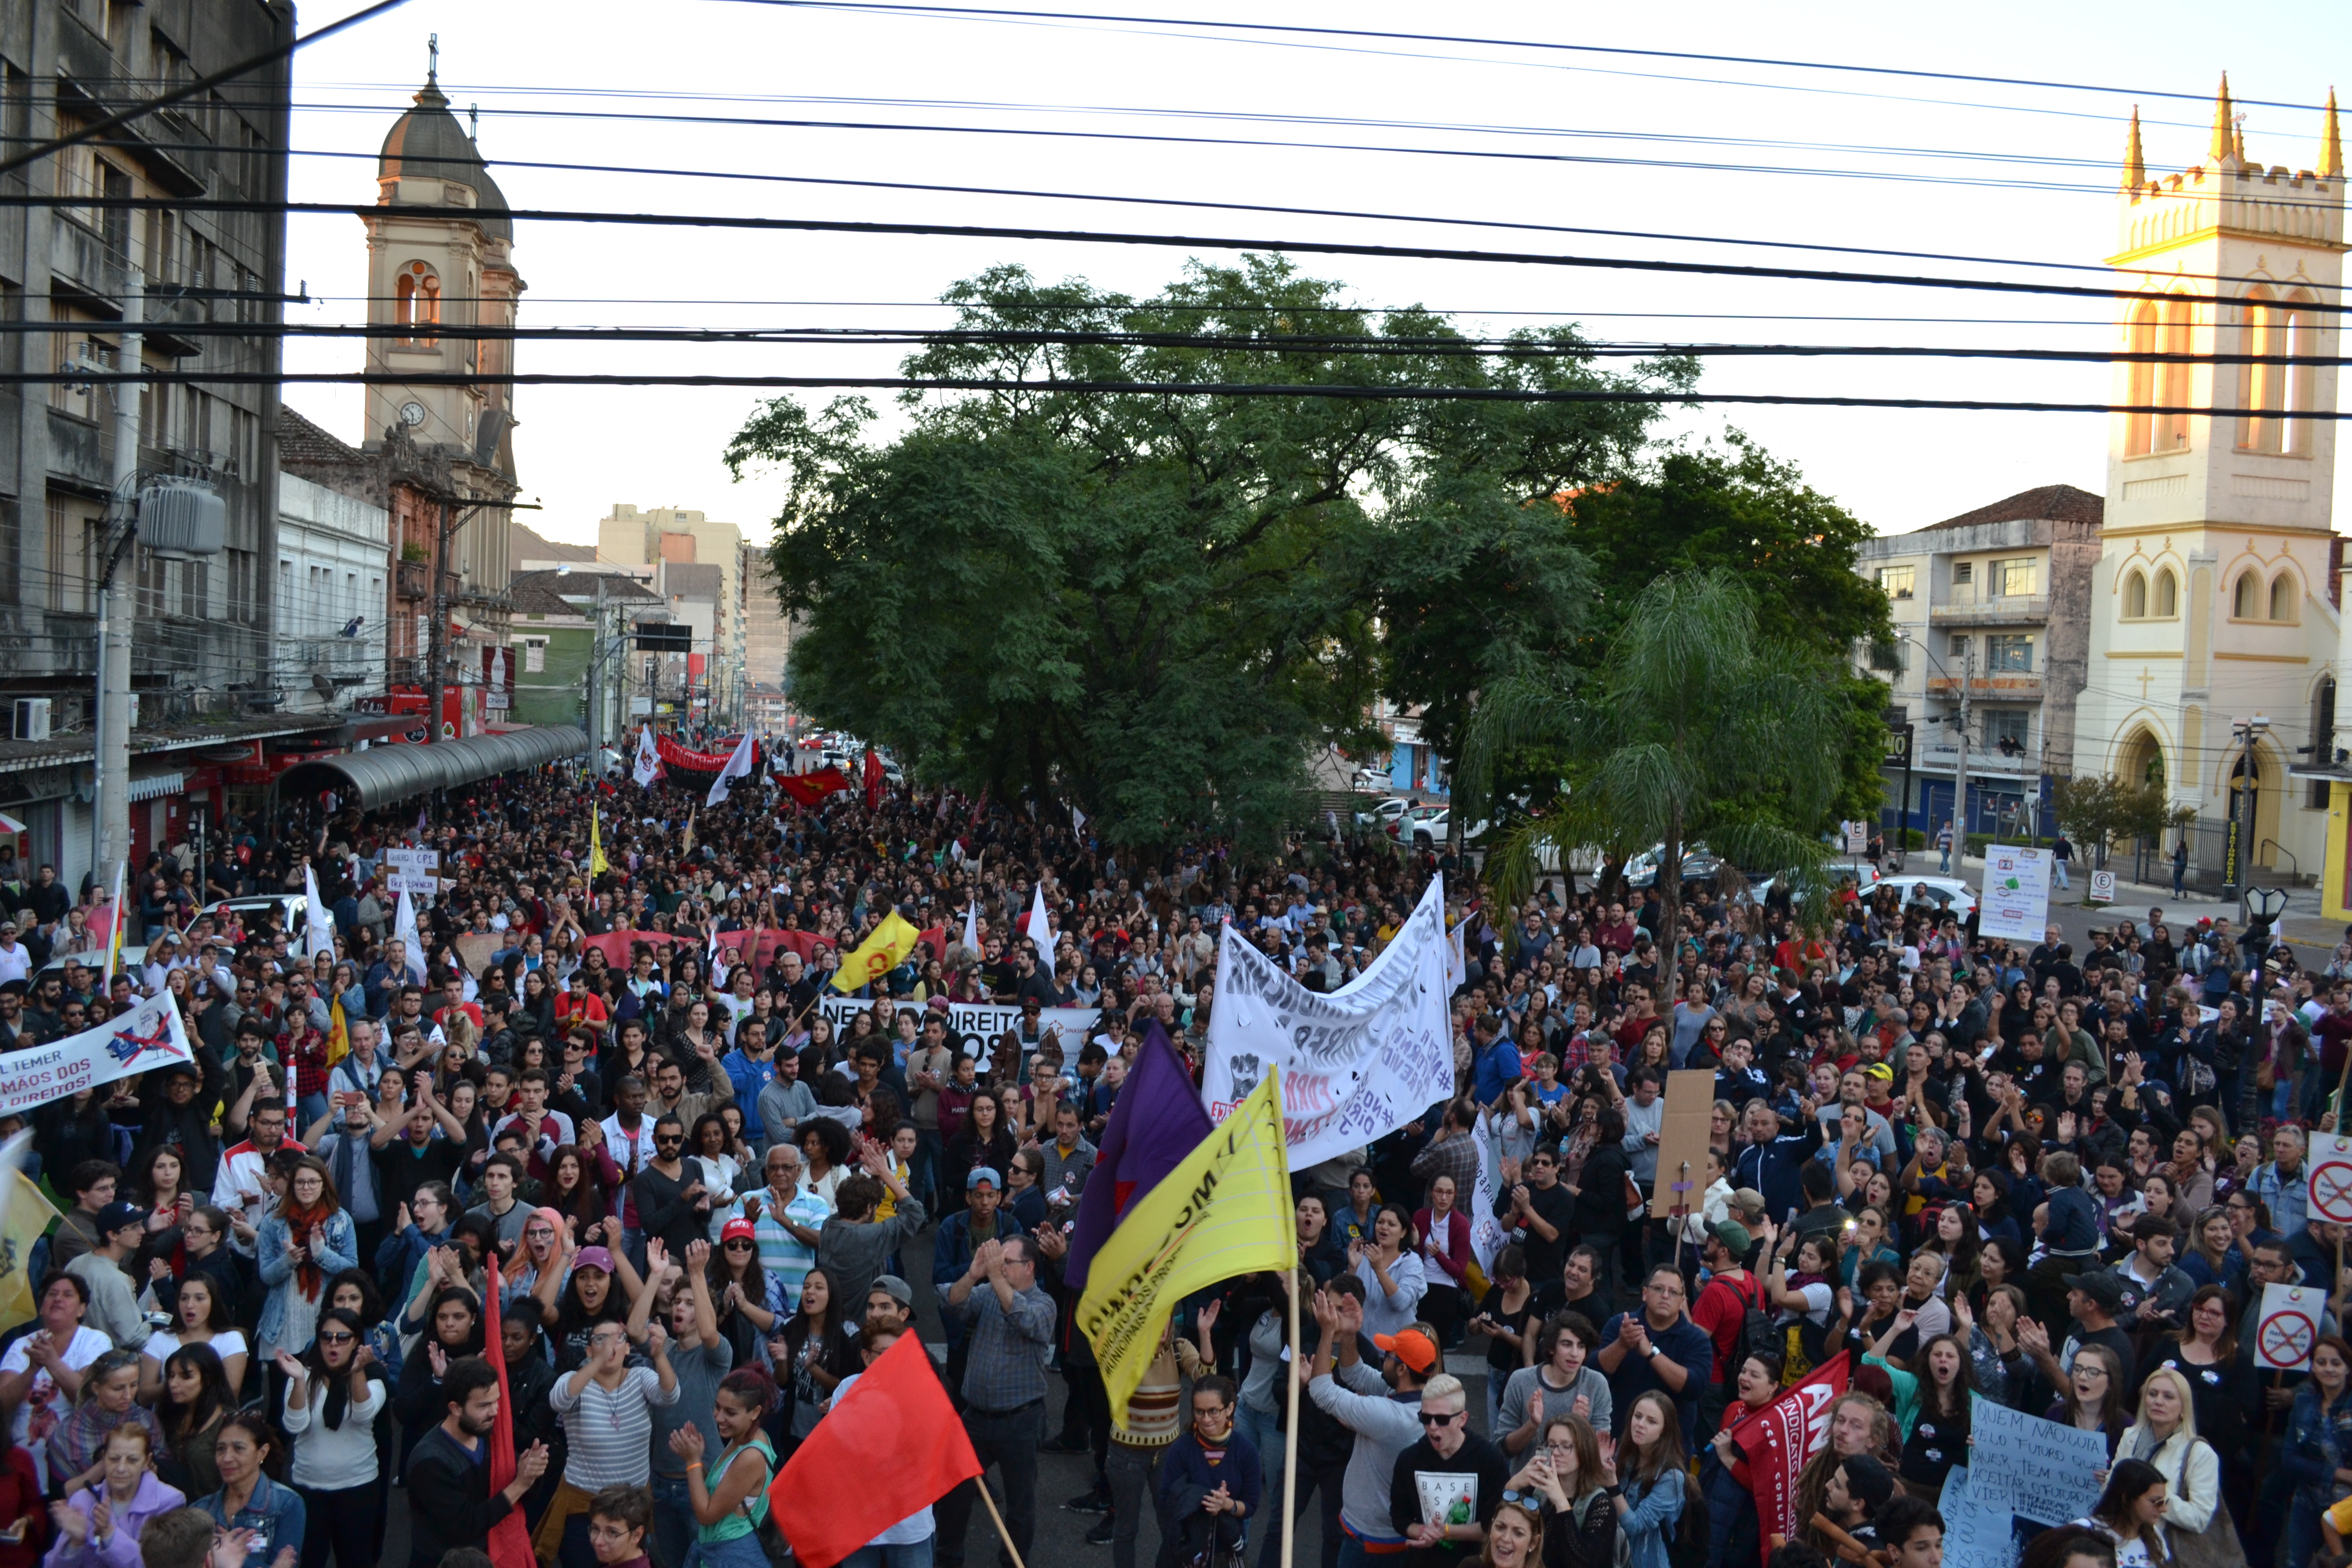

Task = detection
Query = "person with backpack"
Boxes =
[1755,1221,1842,1387]
[1686,1222,1763,1439]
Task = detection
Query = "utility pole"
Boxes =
[92,270,144,872]
[2223,715,2268,900]
[587,571,608,762]
[1951,639,1972,876]
[426,496,450,742]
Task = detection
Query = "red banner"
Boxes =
[654,733,752,773]
[778,766,851,807]
[863,747,884,812]
[1734,1351,1851,1560]
[579,927,841,971]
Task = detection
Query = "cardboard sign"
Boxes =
[1967,1394,2111,1525]
[385,847,440,872]
[1649,1068,1719,1219]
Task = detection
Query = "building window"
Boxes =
[2234,571,2259,619]
[524,640,546,673]
[2154,568,2178,618]
[45,499,87,612]
[2124,299,2158,457]
[1983,709,2029,757]
[2271,574,2297,622]
[1985,634,2033,672]
[1874,565,1914,600]
[1947,633,1970,662]
[180,558,206,619]
[2123,570,2148,619]
[1997,557,2038,597]
[2157,294,2194,451]
[1953,561,1974,585]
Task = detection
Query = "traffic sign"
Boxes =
[2258,1283,2321,1370]
[2088,870,2115,903]
[2310,1134,2352,1224]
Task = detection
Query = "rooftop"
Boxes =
[1923,484,2105,532]
[378,77,512,243]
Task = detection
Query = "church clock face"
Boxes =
[399,400,428,428]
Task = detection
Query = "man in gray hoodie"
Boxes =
[1307,1283,1437,1557]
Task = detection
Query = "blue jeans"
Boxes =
[683,1536,774,1568]
[651,1474,696,1568]
[1938,844,1951,872]
[2052,861,2070,888]
[842,1540,935,1568]
[1234,1400,1283,1522]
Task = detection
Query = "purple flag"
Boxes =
[1064,1019,1216,1290]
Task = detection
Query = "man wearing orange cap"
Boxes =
[1306,1286,1439,1568]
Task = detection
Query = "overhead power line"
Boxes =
[23,196,2348,315]
[724,1,2340,112]
[7,367,2340,421]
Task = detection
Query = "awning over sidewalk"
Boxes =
[275,726,586,810]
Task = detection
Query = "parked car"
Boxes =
[200,895,309,939]
[1621,842,1728,888]
[1357,796,1414,830]
[1409,808,1492,847]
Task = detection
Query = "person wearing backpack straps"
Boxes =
[1602,1390,1704,1568]
[665,1364,784,1568]
[1685,1221,1761,1438]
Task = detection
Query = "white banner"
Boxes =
[1469,1120,1508,1272]
[0,992,195,1116]
[1202,875,1454,1168]
[1976,844,2051,943]
[815,996,1102,1074]
[385,872,438,895]
[385,848,440,873]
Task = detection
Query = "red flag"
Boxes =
[863,747,884,812]
[777,766,851,808]
[478,1256,536,1568]
[1733,1351,1851,1561]
[767,1331,981,1568]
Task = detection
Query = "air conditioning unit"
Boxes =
[12,698,50,741]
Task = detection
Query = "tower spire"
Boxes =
[2122,105,2146,188]
[2210,72,2236,163]
[2324,86,2344,179]
[426,32,438,85]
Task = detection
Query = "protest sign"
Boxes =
[1938,1468,2012,1568]
[1650,1069,1718,1219]
[816,996,1101,1070]
[2258,1282,2323,1371]
[1968,1394,2109,1525]
[1977,845,2052,943]
[1202,875,1453,1167]
[2309,1133,2352,1226]
[1734,1352,1849,1558]
[386,872,437,895]
[385,848,440,873]
[0,993,195,1117]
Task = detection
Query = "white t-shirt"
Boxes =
[141,1327,250,1369]
[1777,1282,1834,1328]
[2,1325,112,1473]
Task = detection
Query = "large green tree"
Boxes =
[726,256,1684,849]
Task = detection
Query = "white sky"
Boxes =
[277,0,2352,552]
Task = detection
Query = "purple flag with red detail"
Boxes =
[1063,1019,1216,1291]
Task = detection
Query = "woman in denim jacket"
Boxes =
[194,1413,305,1568]
[255,1158,359,1362]
[2281,1335,2352,1568]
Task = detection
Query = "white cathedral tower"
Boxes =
[2072,77,2346,883]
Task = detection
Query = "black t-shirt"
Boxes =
[1389,1431,1510,1568]
[1481,1288,1541,1375]
[1502,1180,1578,1286]
[2066,1324,2139,1396]
[373,1136,466,1205]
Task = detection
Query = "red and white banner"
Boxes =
[1734,1351,1852,1561]
[0,992,195,1116]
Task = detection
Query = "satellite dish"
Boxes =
[311,673,337,700]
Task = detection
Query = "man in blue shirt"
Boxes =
[1470,1015,1521,1109]
[1593,1264,1716,1449]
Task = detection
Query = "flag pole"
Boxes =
[1282,1258,1301,1568]
[974,1479,1030,1568]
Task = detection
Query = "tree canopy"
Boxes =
[725,256,1689,849]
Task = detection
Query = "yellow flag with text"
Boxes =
[0,1153,59,1333]
[830,911,922,993]
[1076,1068,1297,1426]
[590,805,609,877]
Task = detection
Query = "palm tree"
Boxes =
[1459,569,1851,943]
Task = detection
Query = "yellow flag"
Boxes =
[590,804,609,877]
[1076,1068,1297,1426]
[830,911,921,993]
[0,1165,59,1333]
[326,992,350,1068]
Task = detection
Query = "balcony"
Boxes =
[1928,586,2049,626]
[395,559,430,601]
[50,214,128,308]
[1925,672,2044,701]
[1920,742,2038,776]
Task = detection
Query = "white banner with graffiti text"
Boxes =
[816,996,1104,1074]
[0,992,197,1116]
[1202,875,1454,1168]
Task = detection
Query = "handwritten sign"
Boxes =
[1938,1468,2011,1568]
[385,848,441,872]
[0,993,195,1117]
[1968,1395,2110,1525]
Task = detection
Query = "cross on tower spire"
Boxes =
[427,32,438,85]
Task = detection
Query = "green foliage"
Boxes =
[1461,571,1851,930]
[2052,773,2187,862]
[726,257,1685,851]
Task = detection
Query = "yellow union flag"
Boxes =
[325,993,350,1068]
[1076,1068,1297,1427]
[0,1157,58,1334]
[830,911,921,993]
[590,804,609,877]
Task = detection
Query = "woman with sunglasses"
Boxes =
[276,1307,384,1568]
[709,1219,785,1373]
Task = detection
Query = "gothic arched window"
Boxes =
[2124,301,2158,457]
[2234,570,2259,619]
[2156,293,2194,452]
[2123,569,2148,619]
[2271,573,2298,622]
[2154,568,2177,618]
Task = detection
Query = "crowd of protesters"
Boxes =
[0,747,2341,1568]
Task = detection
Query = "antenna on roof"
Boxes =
[427,33,438,85]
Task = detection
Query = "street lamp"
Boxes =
[1896,629,1976,874]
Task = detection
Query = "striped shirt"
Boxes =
[549,1365,680,1489]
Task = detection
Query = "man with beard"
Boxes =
[403,1355,551,1568]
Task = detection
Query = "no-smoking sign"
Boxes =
[2259,1283,2321,1371]
[2310,1134,2352,1225]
